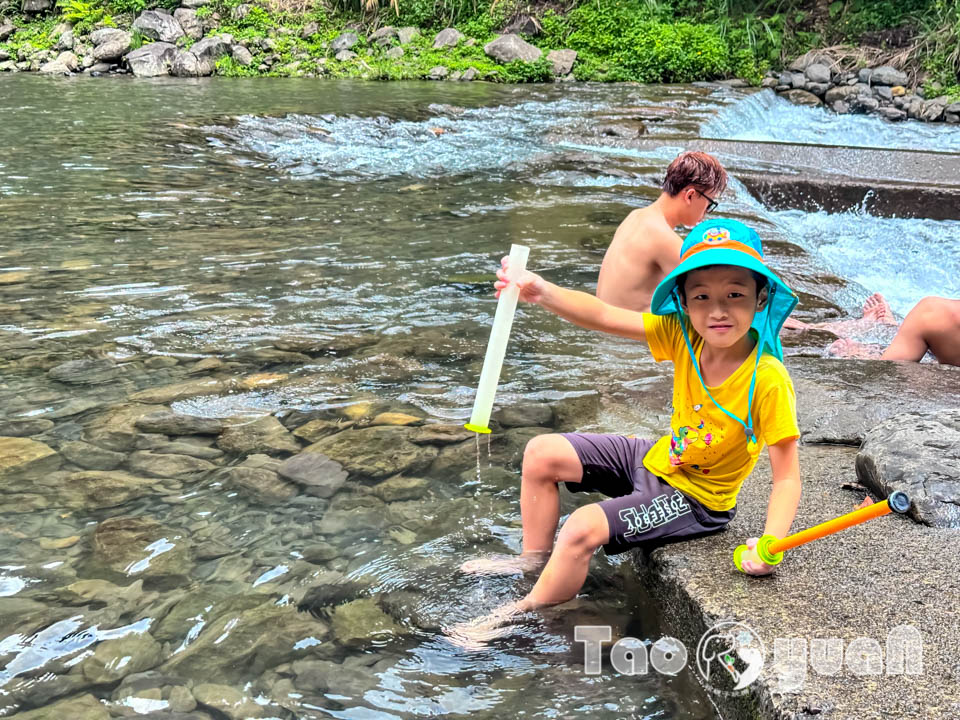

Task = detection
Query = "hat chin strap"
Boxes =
[671,286,776,444]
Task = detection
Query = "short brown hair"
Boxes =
[662,151,727,197]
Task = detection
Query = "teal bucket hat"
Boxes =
[650,219,798,443]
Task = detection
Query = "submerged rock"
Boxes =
[213,466,299,504]
[857,409,960,528]
[277,452,347,498]
[6,693,109,720]
[128,450,217,478]
[60,470,159,509]
[217,415,300,456]
[130,379,226,404]
[161,602,327,679]
[0,436,61,480]
[48,358,120,384]
[135,410,224,436]
[330,598,405,646]
[0,418,54,437]
[60,440,125,470]
[92,516,193,580]
[80,631,163,683]
[306,426,438,480]
[371,475,428,502]
[192,684,268,719]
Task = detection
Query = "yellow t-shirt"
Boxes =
[642,313,800,512]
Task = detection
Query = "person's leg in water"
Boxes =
[787,292,899,338]
[450,435,611,647]
[830,297,960,366]
[460,434,594,576]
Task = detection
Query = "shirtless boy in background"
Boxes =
[596,151,727,313]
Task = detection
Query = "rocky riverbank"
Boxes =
[3,1,959,124]
[0,8,575,82]
[766,52,960,124]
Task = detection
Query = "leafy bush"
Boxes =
[565,2,729,83]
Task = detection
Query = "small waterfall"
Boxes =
[702,90,960,153]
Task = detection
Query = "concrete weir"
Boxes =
[612,358,960,719]
[559,135,960,221]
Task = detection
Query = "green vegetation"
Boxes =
[0,0,957,98]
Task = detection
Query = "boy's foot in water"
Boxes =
[861,292,898,325]
[459,551,550,577]
[444,601,527,651]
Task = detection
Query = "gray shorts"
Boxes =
[561,433,736,555]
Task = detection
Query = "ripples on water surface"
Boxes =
[0,75,957,718]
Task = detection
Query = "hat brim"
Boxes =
[651,248,790,315]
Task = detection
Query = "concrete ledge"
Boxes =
[632,443,960,720]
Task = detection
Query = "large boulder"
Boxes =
[870,65,908,86]
[173,8,203,41]
[790,357,960,445]
[484,33,542,64]
[397,26,419,44]
[857,409,960,529]
[21,0,52,12]
[546,49,576,76]
[432,27,462,49]
[125,42,177,77]
[0,22,15,42]
[39,50,78,74]
[132,10,185,44]
[803,62,831,84]
[330,32,358,52]
[92,30,133,63]
[170,49,204,77]
[190,34,232,66]
[779,89,822,107]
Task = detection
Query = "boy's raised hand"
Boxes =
[495,255,546,304]
[739,537,777,576]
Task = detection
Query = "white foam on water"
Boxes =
[702,90,960,153]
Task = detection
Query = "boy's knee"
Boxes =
[522,434,577,481]
[556,505,609,552]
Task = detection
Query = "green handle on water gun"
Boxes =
[733,534,783,572]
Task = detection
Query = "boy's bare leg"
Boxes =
[460,434,583,576]
[518,504,610,609]
[447,504,609,648]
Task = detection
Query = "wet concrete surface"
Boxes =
[556,134,960,220]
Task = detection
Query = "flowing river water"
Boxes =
[0,75,958,719]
